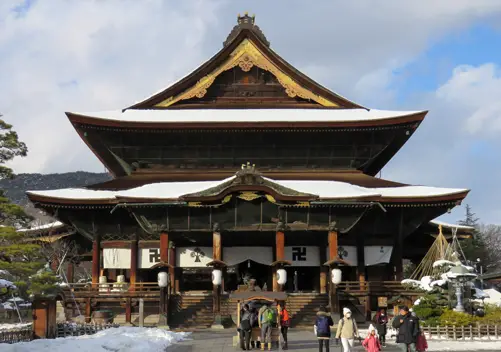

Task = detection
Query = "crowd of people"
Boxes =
[238,303,428,352]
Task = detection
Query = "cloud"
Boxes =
[1,1,501,223]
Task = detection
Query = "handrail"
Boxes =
[67,282,160,294]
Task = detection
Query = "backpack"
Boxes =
[339,318,357,336]
[317,316,330,335]
[281,308,290,327]
[263,308,275,324]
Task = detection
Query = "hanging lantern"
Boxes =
[157,272,168,288]
[212,269,222,286]
[331,268,342,284]
[277,269,287,285]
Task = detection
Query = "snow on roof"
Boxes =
[429,219,475,230]
[0,279,16,289]
[27,178,468,202]
[71,108,425,124]
[17,221,65,233]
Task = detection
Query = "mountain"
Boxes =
[0,172,111,220]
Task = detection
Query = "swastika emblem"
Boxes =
[149,249,160,263]
[292,247,307,261]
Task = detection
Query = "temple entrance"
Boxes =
[285,267,319,292]
[226,260,272,292]
[179,268,212,291]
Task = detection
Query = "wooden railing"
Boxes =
[337,281,409,293]
[423,325,501,340]
[66,282,160,296]
[57,322,120,338]
[0,326,33,344]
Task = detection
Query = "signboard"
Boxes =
[285,246,320,266]
[365,246,393,266]
[139,248,161,269]
[378,296,388,308]
[103,248,131,269]
[224,247,272,266]
[177,247,213,268]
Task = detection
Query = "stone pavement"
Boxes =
[166,329,499,352]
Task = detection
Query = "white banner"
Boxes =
[224,247,273,266]
[364,246,393,266]
[326,246,357,266]
[177,247,213,268]
[139,248,161,269]
[103,248,131,269]
[285,246,320,266]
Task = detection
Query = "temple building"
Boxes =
[26,14,472,328]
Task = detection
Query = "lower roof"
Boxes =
[26,168,469,205]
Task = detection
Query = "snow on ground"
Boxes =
[0,326,189,352]
[427,340,501,350]
[0,323,32,331]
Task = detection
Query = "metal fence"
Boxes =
[424,325,501,340]
[0,327,33,344]
[56,322,120,338]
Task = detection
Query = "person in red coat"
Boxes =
[416,330,428,352]
[362,325,381,352]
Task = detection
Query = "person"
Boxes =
[374,307,389,347]
[362,324,381,352]
[392,305,419,352]
[258,303,275,351]
[335,307,358,352]
[415,329,428,352]
[315,306,334,352]
[249,307,260,349]
[279,302,290,350]
[239,304,253,350]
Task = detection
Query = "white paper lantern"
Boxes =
[157,272,169,288]
[331,268,342,284]
[277,269,287,285]
[212,269,222,286]
[99,276,107,284]
[117,275,125,283]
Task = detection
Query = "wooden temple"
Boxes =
[26,14,471,328]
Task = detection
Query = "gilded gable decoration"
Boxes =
[154,39,339,108]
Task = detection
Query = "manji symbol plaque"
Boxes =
[149,249,160,263]
[292,247,307,261]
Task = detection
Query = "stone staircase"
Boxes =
[169,293,214,330]
[286,293,329,328]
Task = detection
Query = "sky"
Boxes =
[2,0,501,224]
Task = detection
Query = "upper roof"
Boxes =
[126,13,364,110]
[67,108,426,128]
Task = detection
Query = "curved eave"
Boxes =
[127,29,364,110]
[27,189,469,207]
[66,110,426,130]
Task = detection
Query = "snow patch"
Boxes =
[0,326,189,352]
[0,323,32,331]
[433,260,456,268]
[0,279,16,289]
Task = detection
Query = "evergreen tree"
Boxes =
[457,204,488,265]
[0,116,58,298]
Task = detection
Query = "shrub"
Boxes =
[439,309,476,326]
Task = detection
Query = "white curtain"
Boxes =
[224,247,273,266]
[103,248,131,269]
[364,246,393,266]
[285,246,320,266]
[177,247,213,267]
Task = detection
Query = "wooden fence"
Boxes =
[424,325,501,340]
[0,327,33,344]
[56,322,120,338]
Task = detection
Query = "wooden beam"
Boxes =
[125,297,132,324]
[66,263,74,284]
[276,231,285,261]
[319,242,327,294]
[356,233,365,285]
[213,230,222,261]
[393,210,405,281]
[91,237,101,286]
[130,240,138,290]
[160,233,169,262]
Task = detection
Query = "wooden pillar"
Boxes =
[328,223,340,316]
[85,298,91,323]
[125,297,132,324]
[356,234,365,286]
[320,242,327,294]
[273,227,285,292]
[130,240,138,291]
[168,243,176,292]
[66,262,74,284]
[328,230,338,261]
[213,227,222,314]
[91,235,101,287]
[160,232,169,262]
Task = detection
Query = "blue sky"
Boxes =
[2,0,501,225]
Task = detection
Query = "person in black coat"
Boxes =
[374,307,389,347]
[392,306,419,352]
[315,306,334,352]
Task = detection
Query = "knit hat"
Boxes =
[368,324,379,336]
[343,307,351,315]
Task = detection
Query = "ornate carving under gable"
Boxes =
[155,39,339,108]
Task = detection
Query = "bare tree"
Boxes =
[478,223,501,271]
